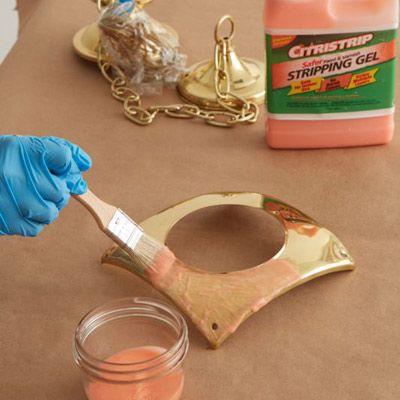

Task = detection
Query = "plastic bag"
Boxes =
[98,0,187,96]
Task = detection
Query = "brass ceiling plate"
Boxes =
[102,193,355,348]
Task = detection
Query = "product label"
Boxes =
[266,30,397,118]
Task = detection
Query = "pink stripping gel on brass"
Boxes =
[146,250,301,342]
[146,247,178,285]
[86,347,184,400]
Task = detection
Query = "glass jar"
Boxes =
[73,297,189,400]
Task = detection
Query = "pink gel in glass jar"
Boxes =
[73,297,189,400]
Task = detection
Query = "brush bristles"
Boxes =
[125,232,165,275]
[106,209,167,276]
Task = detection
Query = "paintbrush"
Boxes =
[75,189,167,277]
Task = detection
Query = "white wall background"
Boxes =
[0,0,19,63]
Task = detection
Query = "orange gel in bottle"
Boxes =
[74,298,189,400]
[264,0,399,148]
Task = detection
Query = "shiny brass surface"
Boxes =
[102,193,355,347]
[73,23,103,63]
[104,193,354,278]
[177,58,265,110]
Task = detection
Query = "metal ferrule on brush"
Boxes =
[106,209,165,278]
[107,209,144,251]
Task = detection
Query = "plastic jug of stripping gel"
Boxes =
[264,0,399,149]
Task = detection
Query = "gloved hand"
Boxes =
[0,135,92,237]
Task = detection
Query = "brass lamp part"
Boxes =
[101,192,355,348]
[177,16,265,110]
[72,0,178,63]
[73,24,103,62]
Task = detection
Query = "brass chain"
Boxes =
[97,37,259,128]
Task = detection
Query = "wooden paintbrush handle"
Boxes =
[74,190,118,231]
[75,191,144,253]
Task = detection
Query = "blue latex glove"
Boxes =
[0,135,92,237]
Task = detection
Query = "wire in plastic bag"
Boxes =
[98,0,187,96]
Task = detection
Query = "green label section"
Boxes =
[266,30,397,115]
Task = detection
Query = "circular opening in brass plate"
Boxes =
[166,205,285,273]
